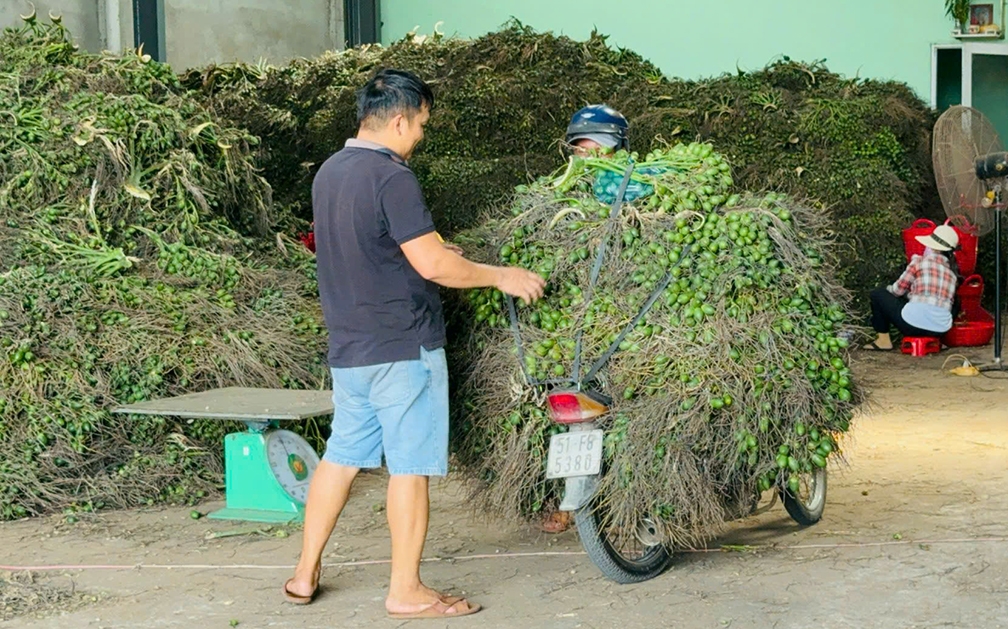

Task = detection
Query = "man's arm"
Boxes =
[401,233,545,304]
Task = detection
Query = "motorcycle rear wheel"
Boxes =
[574,504,674,584]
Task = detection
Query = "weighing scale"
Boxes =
[114,387,334,524]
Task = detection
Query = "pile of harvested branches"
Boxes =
[0,16,327,519]
[186,22,936,306]
[448,142,863,548]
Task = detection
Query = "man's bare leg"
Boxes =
[384,475,444,613]
[286,461,359,597]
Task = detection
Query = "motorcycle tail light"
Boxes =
[546,390,610,425]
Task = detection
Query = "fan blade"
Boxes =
[933,106,1003,236]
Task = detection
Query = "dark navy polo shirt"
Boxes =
[312,140,446,368]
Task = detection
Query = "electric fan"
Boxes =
[933,105,1007,371]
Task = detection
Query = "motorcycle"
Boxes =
[543,386,828,584]
[507,164,828,584]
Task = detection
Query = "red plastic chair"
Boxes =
[901,336,942,357]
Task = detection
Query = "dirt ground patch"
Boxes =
[1,348,1007,628]
[0,571,111,623]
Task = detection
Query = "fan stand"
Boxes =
[979,199,1006,373]
[932,106,1008,370]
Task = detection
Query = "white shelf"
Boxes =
[954,31,1005,40]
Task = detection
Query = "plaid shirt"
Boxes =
[888,249,957,309]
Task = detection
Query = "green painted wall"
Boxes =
[381,0,954,100]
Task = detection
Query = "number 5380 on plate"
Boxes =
[546,430,604,479]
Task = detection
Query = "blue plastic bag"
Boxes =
[592,165,666,205]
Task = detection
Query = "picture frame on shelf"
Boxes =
[971,3,995,26]
[951,1,1003,39]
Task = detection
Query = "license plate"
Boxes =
[546,430,604,479]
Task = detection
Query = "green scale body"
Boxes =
[209,424,319,524]
[112,388,332,524]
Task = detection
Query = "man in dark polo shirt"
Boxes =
[282,69,544,620]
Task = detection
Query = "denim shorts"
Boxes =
[323,346,448,476]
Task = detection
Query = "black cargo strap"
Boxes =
[505,165,691,388]
[571,163,635,383]
[588,164,636,287]
[582,243,692,384]
[507,244,692,388]
[507,293,578,387]
[505,294,531,384]
[508,163,634,387]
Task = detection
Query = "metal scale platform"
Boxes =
[115,387,333,524]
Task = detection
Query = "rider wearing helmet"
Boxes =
[565,104,630,156]
[540,105,630,536]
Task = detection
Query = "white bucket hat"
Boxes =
[915,224,959,252]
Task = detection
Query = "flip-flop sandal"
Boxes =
[862,342,893,352]
[387,596,482,620]
[540,511,571,534]
[282,579,317,605]
[281,566,322,605]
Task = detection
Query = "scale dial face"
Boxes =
[265,429,321,505]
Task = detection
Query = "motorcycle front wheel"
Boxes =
[780,467,827,526]
[574,503,674,584]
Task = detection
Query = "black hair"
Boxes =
[939,248,963,318]
[939,248,962,285]
[356,69,434,127]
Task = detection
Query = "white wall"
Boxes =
[1,0,104,51]
[164,0,344,70]
[1,0,344,70]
